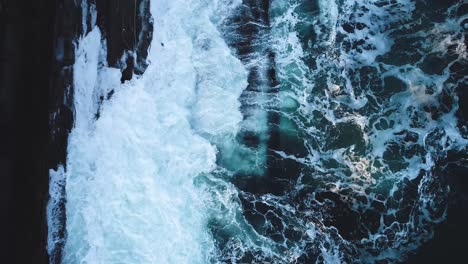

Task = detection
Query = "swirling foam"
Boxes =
[49,0,248,263]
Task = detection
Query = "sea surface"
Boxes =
[48,0,467,263]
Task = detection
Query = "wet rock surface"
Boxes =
[1,0,153,263]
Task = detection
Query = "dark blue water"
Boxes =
[46,0,467,263]
[211,0,468,263]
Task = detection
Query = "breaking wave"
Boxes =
[48,0,467,263]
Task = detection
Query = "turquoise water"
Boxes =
[47,0,467,263]
[211,0,467,262]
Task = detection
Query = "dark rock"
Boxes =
[95,0,153,80]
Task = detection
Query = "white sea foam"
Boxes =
[47,0,467,263]
[264,0,465,263]
[47,166,66,258]
[318,0,338,45]
[57,0,247,263]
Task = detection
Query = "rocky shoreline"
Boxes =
[47,1,152,263]
[1,0,152,263]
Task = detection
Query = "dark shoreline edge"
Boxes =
[47,1,153,263]
[0,0,152,263]
[47,1,82,262]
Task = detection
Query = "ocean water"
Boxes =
[48,0,467,263]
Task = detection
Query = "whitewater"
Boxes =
[47,0,467,263]
[49,0,249,263]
